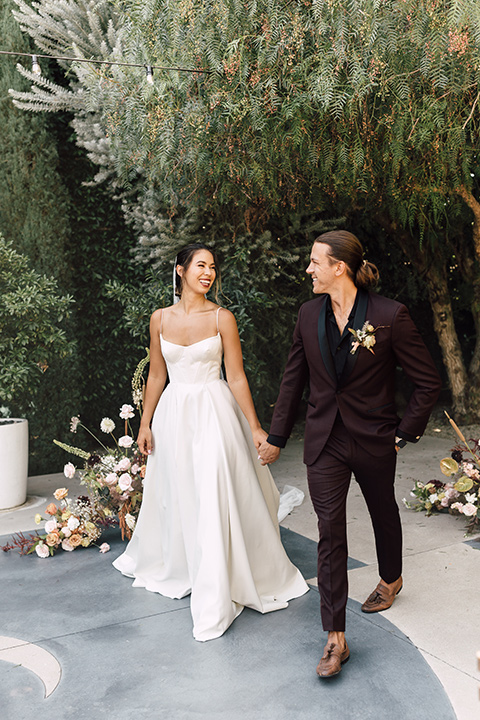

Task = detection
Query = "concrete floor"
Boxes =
[0,428,479,719]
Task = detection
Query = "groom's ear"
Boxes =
[335,260,346,276]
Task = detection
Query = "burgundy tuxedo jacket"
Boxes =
[269,289,442,465]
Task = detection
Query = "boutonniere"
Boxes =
[349,321,389,355]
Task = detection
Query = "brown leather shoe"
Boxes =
[316,641,350,678]
[361,576,403,613]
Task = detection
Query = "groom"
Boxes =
[259,231,441,678]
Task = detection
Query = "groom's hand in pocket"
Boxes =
[258,441,281,465]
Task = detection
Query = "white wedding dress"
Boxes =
[113,326,308,642]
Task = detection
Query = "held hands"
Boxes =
[251,426,268,451]
[258,440,281,466]
[137,425,153,456]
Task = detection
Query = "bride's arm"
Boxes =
[137,309,168,455]
[220,308,267,450]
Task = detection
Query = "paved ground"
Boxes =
[0,427,479,719]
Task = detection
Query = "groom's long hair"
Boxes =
[314,231,379,290]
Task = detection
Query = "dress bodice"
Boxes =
[160,333,223,385]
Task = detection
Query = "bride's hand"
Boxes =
[137,425,153,455]
[251,426,268,451]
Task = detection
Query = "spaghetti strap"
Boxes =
[160,308,164,335]
[216,307,221,333]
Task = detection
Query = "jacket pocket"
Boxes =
[366,402,394,414]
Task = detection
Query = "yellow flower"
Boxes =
[34,513,43,525]
[103,507,112,517]
[366,324,374,333]
[81,538,91,547]
[85,522,96,533]
[54,487,69,501]
[61,511,71,521]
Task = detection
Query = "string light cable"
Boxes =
[0,50,211,78]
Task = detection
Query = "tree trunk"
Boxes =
[421,262,469,417]
[457,187,480,384]
[376,213,470,417]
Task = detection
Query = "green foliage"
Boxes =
[0,233,75,405]
[0,0,71,287]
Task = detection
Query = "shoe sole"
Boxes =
[361,584,403,614]
[316,653,350,678]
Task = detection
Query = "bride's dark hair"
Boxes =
[175,243,221,301]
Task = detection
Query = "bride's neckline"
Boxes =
[160,332,220,348]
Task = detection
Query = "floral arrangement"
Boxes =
[55,403,145,541]
[1,353,150,557]
[405,413,480,535]
[349,321,388,355]
[1,488,113,557]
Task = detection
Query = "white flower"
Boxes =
[70,416,80,433]
[100,417,116,433]
[465,492,477,504]
[35,543,50,558]
[67,516,80,531]
[462,503,477,517]
[118,473,133,492]
[44,519,58,533]
[62,539,74,552]
[99,542,110,553]
[62,526,72,538]
[131,463,140,475]
[64,462,76,479]
[429,493,438,503]
[364,334,376,349]
[119,404,135,420]
[450,502,464,512]
[125,513,136,531]
[118,435,133,448]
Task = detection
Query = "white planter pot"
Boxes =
[0,418,28,510]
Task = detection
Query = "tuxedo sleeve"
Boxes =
[391,304,441,440]
[268,305,309,445]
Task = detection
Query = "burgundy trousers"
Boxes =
[307,415,402,631]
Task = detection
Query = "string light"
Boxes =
[31,54,41,75]
[0,50,210,75]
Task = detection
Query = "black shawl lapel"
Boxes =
[317,297,337,386]
[340,288,369,386]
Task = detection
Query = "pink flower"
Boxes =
[35,543,49,558]
[118,473,133,492]
[462,503,477,517]
[118,435,133,448]
[64,462,76,479]
[440,497,450,508]
[62,539,74,552]
[131,463,140,474]
[445,487,459,501]
[44,519,58,533]
[105,472,118,486]
[119,404,135,420]
[450,502,464,512]
[99,543,110,553]
[115,457,131,472]
[62,526,72,538]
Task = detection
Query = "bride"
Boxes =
[113,243,308,641]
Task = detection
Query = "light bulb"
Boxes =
[31,55,41,75]
[145,65,154,85]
